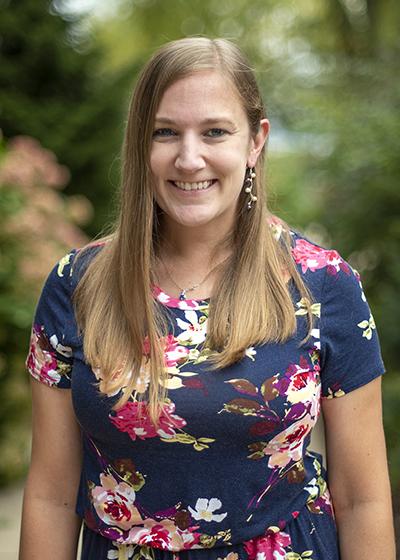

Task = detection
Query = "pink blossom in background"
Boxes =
[0,136,70,190]
[0,135,91,289]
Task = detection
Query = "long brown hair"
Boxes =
[73,37,315,422]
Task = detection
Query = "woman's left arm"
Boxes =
[322,376,396,559]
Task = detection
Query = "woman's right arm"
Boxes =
[19,378,83,560]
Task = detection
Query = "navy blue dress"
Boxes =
[26,229,385,560]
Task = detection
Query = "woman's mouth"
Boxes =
[169,179,217,192]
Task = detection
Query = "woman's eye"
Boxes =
[153,128,176,137]
[205,128,227,138]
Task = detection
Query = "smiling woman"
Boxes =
[20,37,395,560]
[150,71,269,232]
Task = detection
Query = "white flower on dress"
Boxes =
[107,544,134,559]
[310,328,321,350]
[176,310,207,345]
[304,476,319,500]
[49,334,72,358]
[188,498,227,522]
[245,346,257,361]
[351,265,367,302]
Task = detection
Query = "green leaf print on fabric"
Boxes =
[160,433,215,451]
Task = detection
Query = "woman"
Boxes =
[19,37,395,560]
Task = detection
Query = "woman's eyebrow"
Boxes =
[154,116,237,127]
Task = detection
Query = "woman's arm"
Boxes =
[19,379,83,560]
[322,376,395,559]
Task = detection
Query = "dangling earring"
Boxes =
[244,166,257,210]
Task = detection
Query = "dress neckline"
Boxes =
[151,284,210,310]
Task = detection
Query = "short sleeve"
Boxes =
[320,259,385,399]
[26,250,79,389]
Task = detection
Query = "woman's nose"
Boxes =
[174,136,206,173]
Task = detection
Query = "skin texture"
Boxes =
[19,379,83,560]
[322,376,395,558]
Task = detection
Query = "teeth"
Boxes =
[174,180,214,191]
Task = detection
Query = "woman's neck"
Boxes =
[152,215,235,299]
[157,221,233,266]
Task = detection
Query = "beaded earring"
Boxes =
[244,166,257,210]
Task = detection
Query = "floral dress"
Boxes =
[26,228,385,560]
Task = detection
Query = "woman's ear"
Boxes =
[247,119,270,167]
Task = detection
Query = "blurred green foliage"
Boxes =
[0,0,127,233]
[0,139,31,485]
[0,135,89,485]
[0,0,399,501]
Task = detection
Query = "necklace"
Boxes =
[157,254,229,300]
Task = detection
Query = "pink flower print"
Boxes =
[164,334,190,367]
[152,285,206,311]
[91,473,142,531]
[319,486,335,517]
[243,525,291,560]
[142,334,189,368]
[110,400,186,441]
[134,521,172,549]
[262,416,314,469]
[26,325,64,386]
[128,518,200,551]
[291,238,349,274]
[284,363,321,418]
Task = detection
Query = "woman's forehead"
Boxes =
[155,71,246,125]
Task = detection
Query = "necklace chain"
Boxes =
[158,254,229,300]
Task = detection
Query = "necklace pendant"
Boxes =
[179,290,186,300]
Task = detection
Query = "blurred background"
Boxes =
[0,0,399,556]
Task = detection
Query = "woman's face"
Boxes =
[150,70,269,235]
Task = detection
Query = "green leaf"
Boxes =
[174,433,196,444]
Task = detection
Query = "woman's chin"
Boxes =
[166,210,218,229]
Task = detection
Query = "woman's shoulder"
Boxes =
[53,240,109,291]
[269,215,348,272]
[269,216,359,294]
[287,228,352,278]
